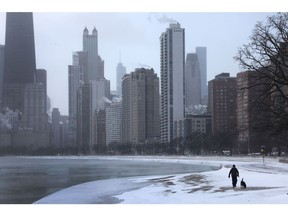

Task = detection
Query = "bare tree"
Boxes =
[234,12,288,136]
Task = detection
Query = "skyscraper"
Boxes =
[4,12,36,84]
[51,108,61,148]
[122,68,160,144]
[68,52,86,147]
[116,62,126,97]
[121,74,131,143]
[185,53,201,111]
[196,47,208,105]
[0,45,4,110]
[160,22,185,143]
[208,73,237,134]
[1,12,50,150]
[3,12,37,113]
[83,27,104,81]
[106,99,122,145]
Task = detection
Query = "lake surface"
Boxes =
[0,156,217,204]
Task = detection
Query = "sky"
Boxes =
[31,155,288,214]
[0,1,282,115]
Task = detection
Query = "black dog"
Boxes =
[240,178,247,188]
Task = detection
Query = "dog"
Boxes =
[240,178,247,188]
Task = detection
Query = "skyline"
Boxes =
[0,12,275,115]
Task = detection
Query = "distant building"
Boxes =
[83,27,104,81]
[121,74,131,144]
[0,45,4,111]
[236,70,271,154]
[184,114,212,136]
[160,22,185,143]
[93,109,106,153]
[23,83,49,132]
[106,100,122,145]
[77,84,91,154]
[208,73,237,134]
[122,68,160,144]
[196,47,208,105]
[185,53,201,110]
[36,69,47,111]
[51,108,61,148]
[68,52,86,147]
[60,115,69,148]
[3,13,36,113]
[116,62,126,97]
[1,12,49,150]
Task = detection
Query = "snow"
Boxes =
[34,156,288,205]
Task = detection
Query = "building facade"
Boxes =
[1,12,50,150]
[106,100,122,145]
[196,47,208,105]
[51,108,61,148]
[236,70,271,154]
[83,27,104,81]
[185,53,201,111]
[122,68,160,144]
[116,62,126,97]
[208,73,237,135]
[121,74,131,143]
[77,84,91,154]
[0,45,4,111]
[68,52,86,147]
[160,22,185,143]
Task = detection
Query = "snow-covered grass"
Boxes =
[106,155,288,204]
[34,155,288,204]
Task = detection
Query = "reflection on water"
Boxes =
[0,156,216,204]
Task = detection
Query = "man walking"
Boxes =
[228,164,239,188]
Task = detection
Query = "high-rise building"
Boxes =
[208,73,237,134]
[196,47,207,105]
[160,22,185,143]
[3,12,37,113]
[121,74,131,143]
[236,70,271,154]
[185,53,201,111]
[83,27,104,81]
[90,78,110,149]
[0,45,4,110]
[36,69,47,111]
[4,12,36,84]
[23,83,49,132]
[77,84,91,153]
[93,110,106,153]
[106,100,122,145]
[51,108,61,148]
[116,62,126,97]
[1,12,50,150]
[122,68,160,144]
[68,51,87,147]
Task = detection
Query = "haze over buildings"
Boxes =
[1,10,286,155]
[0,12,275,115]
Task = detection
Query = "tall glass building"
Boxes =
[160,22,185,143]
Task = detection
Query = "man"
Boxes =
[228,164,239,188]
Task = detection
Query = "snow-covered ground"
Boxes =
[34,155,288,204]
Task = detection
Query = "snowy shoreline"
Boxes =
[34,155,288,204]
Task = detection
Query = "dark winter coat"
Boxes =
[228,167,239,178]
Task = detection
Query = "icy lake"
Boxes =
[0,156,218,204]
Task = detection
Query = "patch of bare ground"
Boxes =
[149,175,176,187]
[178,174,213,193]
[179,174,208,185]
[213,186,281,193]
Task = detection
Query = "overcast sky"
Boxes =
[0,1,280,115]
